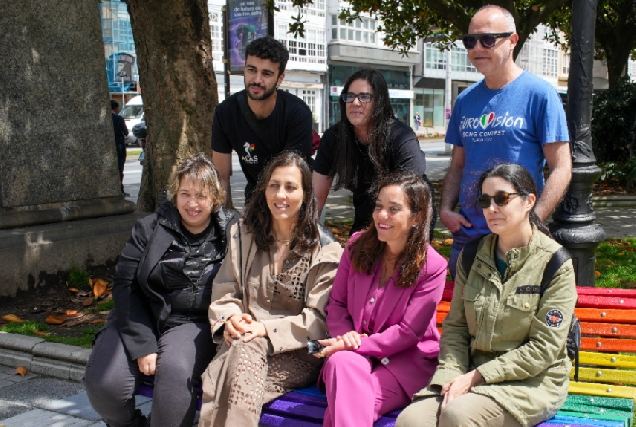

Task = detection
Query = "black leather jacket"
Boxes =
[112,195,238,360]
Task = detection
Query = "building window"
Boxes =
[543,48,558,78]
[424,44,446,70]
[302,90,317,118]
[562,53,570,75]
[277,0,325,17]
[450,45,476,73]
[330,14,375,44]
[277,27,325,64]
[209,11,223,64]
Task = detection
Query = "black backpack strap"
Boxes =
[460,237,483,277]
[539,247,571,297]
[538,247,580,380]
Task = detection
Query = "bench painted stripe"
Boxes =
[578,351,636,369]
[576,308,636,324]
[581,322,636,338]
[569,383,636,400]
[580,337,636,352]
[577,295,636,310]
[562,394,634,412]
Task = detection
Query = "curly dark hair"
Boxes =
[349,172,433,288]
[242,151,320,251]
[244,36,289,76]
[477,163,551,236]
[329,69,395,192]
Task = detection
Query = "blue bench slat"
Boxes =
[547,415,625,427]
[259,413,323,427]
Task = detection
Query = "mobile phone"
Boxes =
[307,339,326,355]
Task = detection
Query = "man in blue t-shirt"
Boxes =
[440,5,572,277]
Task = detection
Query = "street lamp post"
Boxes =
[550,0,604,287]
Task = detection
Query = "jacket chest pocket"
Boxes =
[462,285,485,337]
[496,293,538,342]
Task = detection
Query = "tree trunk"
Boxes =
[126,0,218,212]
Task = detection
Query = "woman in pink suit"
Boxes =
[315,171,448,427]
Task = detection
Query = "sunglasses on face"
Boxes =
[477,191,520,209]
[342,92,374,104]
[461,32,513,49]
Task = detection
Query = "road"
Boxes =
[123,140,452,209]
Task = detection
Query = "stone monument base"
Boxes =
[0,212,150,297]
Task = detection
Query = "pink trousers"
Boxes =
[321,351,410,427]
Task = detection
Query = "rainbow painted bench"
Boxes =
[137,282,636,427]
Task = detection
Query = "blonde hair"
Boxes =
[167,154,225,211]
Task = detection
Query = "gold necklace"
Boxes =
[276,238,290,244]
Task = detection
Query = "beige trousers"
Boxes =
[396,394,522,427]
[198,337,321,427]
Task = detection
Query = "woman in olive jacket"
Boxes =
[85,155,238,427]
[397,164,577,427]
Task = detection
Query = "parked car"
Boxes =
[120,95,143,146]
[132,120,147,166]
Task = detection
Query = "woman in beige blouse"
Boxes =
[198,151,343,427]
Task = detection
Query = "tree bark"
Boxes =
[125,0,218,212]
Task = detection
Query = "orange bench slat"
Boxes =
[581,322,636,338]
[581,336,636,352]
[576,308,636,324]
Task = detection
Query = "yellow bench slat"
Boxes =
[578,351,636,369]
[571,366,636,386]
[569,381,636,400]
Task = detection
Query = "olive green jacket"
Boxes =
[414,229,577,427]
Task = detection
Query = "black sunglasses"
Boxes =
[461,32,513,49]
[477,191,520,209]
[342,92,374,104]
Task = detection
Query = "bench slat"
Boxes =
[576,308,636,324]
[569,382,636,400]
[572,366,636,386]
[581,337,636,352]
[576,288,636,297]
[581,322,636,338]
[562,394,634,412]
[578,351,636,370]
[577,295,636,310]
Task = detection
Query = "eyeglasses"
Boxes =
[461,32,513,49]
[477,191,520,209]
[342,92,374,104]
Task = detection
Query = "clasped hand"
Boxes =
[312,330,368,358]
[223,313,267,346]
[440,369,484,410]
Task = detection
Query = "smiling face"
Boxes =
[372,184,419,253]
[265,165,305,227]
[345,79,375,136]
[480,176,535,238]
[244,55,285,101]
[175,178,215,234]
[467,8,518,80]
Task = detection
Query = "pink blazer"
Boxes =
[323,234,448,398]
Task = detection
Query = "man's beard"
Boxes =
[247,83,277,101]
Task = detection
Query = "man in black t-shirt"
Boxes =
[211,36,313,206]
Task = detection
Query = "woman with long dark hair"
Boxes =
[198,151,343,427]
[315,171,447,427]
[397,164,576,427]
[313,69,434,235]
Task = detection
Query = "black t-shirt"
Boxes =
[212,89,313,200]
[314,120,427,232]
[112,112,128,146]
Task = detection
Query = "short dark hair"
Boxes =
[110,100,119,111]
[242,151,319,252]
[477,163,550,236]
[245,36,289,75]
[349,171,433,289]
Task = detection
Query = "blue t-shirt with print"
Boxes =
[446,71,569,240]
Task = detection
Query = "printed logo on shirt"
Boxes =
[459,111,525,142]
[545,309,564,328]
[242,142,258,164]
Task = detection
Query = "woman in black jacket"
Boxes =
[85,154,238,427]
